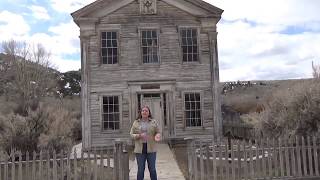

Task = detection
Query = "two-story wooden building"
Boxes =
[72,0,223,150]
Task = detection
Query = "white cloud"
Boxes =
[28,5,50,20]
[0,11,30,40]
[203,0,320,81]
[51,55,80,72]
[50,0,95,13]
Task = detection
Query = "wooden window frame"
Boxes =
[99,29,120,66]
[139,27,161,65]
[100,94,123,132]
[178,26,201,64]
[182,91,204,129]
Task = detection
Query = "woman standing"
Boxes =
[130,106,161,180]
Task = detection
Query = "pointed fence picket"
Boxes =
[187,136,320,180]
[0,140,129,180]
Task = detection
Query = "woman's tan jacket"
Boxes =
[130,118,160,153]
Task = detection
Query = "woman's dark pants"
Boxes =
[136,143,157,180]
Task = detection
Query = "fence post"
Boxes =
[114,139,129,180]
[185,137,194,180]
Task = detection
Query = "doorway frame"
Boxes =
[128,80,176,139]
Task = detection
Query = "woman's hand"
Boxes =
[154,133,161,142]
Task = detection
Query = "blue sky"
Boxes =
[0,0,320,81]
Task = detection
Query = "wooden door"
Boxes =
[141,94,164,140]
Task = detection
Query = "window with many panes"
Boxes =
[180,28,198,62]
[101,31,118,64]
[184,92,201,127]
[102,96,120,130]
[141,30,159,63]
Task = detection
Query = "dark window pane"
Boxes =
[112,48,117,55]
[185,94,190,101]
[152,31,157,38]
[142,31,147,38]
[195,93,200,100]
[103,57,108,64]
[193,54,198,62]
[187,38,193,45]
[112,40,117,47]
[181,30,187,37]
[102,40,106,47]
[147,39,152,46]
[142,39,147,46]
[107,40,112,47]
[147,31,152,38]
[112,32,117,39]
[102,48,107,56]
[107,32,112,39]
[108,121,115,130]
[193,46,197,53]
[101,32,106,39]
[187,46,193,53]
[108,105,113,112]
[182,46,188,54]
[113,96,118,104]
[188,54,193,62]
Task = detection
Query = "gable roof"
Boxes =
[71,0,223,22]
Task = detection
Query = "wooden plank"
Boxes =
[290,137,296,177]
[81,150,84,180]
[194,141,199,180]
[313,136,319,176]
[39,150,43,179]
[99,150,104,180]
[302,137,308,176]
[267,138,272,178]
[60,151,64,180]
[231,139,236,180]
[47,151,50,180]
[225,139,230,180]
[296,136,302,177]
[53,151,58,180]
[67,149,71,180]
[308,136,314,176]
[237,141,241,180]
[74,149,78,180]
[261,138,266,178]
[279,137,285,177]
[218,140,223,180]
[273,138,278,178]
[205,142,210,180]
[255,139,260,179]
[18,151,22,180]
[249,140,254,179]
[243,140,248,180]
[200,141,204,180]
[26,152,29,180]
[285,137,291,177]
[11,152,15,180]
[212,140,217,180]
[32,151,36,180]
[4,153,8,180]
[94,149,98,180]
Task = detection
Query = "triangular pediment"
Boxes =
[72,0,223,24]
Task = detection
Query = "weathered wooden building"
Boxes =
[72,0,223,150]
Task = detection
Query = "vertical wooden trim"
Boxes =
[53,150,58,180]
[308,136,314,176]
[4,152,8,180]
[249,140,254,179]
[285,137,291,177]
[267,138,272,178]
[243,140,248,180]
[212,140,217,180]
[237,141,241,179]
[279,137,285,177]
[255,139,260,178]
[225,139,230,180]
[290,137,296,177]
[60,151,64,180]
[26,152,29,180]
[313,136,319,176]
[261,138,266,177]
[39,150,43,178]
[199,141,204,180]
[194,141,199,180]
[231,140,236,180]
[11,152,15,180]
[296,136,302,177]
[205,142,210,180]
[18,151,22,180]
[302,137,308,176]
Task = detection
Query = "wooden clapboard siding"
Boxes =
[73,0,223,149]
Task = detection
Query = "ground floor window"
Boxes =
[184,92,201,127]
[102,96,120,130]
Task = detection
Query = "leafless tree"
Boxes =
[312,61,320,79]
[1,40,57,116]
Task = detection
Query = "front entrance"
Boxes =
[138,93,168,140]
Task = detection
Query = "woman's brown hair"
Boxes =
[136,105,153,120]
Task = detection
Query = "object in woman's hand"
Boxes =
[155,133,161,142]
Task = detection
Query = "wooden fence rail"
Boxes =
[187,136,320,180]
[0,140,129,180]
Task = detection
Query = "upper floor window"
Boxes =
[184,92,201,127]
[180,28,198,62]
[141,30,159,63]
[102,96,120,130]
[101,31,118,64]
